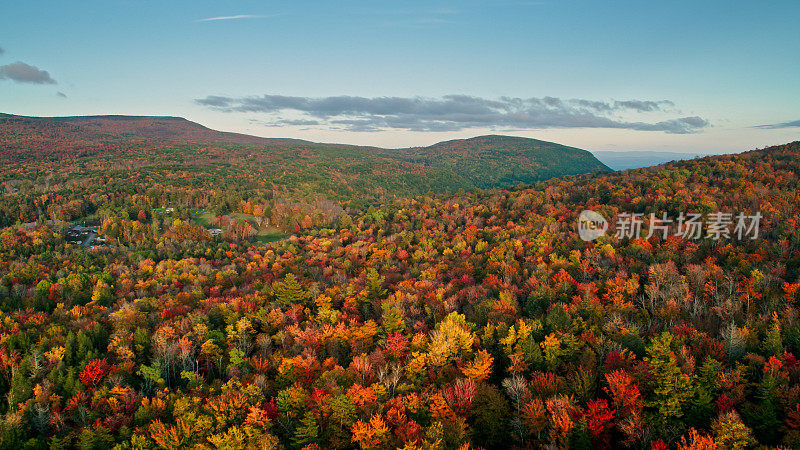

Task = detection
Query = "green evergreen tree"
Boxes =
[76,332,95,366]
[544,304,571,333]
[644,332,694,438]
[293,411,320,448]
[744,373,780,445]
[338,213,353,230]
[76,425,114,450]
[469,384,510,448]
[381,304,405,336]
[8,365,32,410]
[48,435,73,450]
[133,327,151,361]
[764,321,784,357]
[63,331,77,366]
[365,268,387,301]
[327,394,356,448]
[687,358,722,428]
[33,280,52,312]
[687,383,715,429]
[272,273,306,306]
[569,418,593,450]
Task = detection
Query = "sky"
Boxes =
[1,0,799,154]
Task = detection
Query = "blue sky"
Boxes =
[1,0,798,153]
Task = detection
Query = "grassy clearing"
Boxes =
[188,210,288,243]
[254,231,288,243]
[192,212,216,228]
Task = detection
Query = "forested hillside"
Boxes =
[0,114,609,234]
[0,136,799,448]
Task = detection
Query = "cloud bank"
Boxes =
[195,94,708,134]
[0,61,56,84]
[755,119,800,129]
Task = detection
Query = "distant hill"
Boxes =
[0,113,610,227]
[0,113,304,153]
[0,114,608,181]
[397,135,610,188]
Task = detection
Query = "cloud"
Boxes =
[249,118,320,128]
[0,61,56,84]
[283,119,320,126]
[196,94,709,134]
[196,14,273,22]
[0,46,4,55]
[754,119,800,129]
[57,91,67,98]
[613,100,674,112]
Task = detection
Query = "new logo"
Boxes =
[578,210,608,241]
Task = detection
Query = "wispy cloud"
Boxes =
[0,46,4,56]
[0,61,56,84]
[196,94,708,134]
[754,119,800,129]
[196,14,274,22]
[56,91,67,98]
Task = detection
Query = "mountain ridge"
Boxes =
[0,113,611,226]
[0,113,610,175]
[0,113,308,146]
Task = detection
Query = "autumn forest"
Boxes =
[2,114,800,450]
